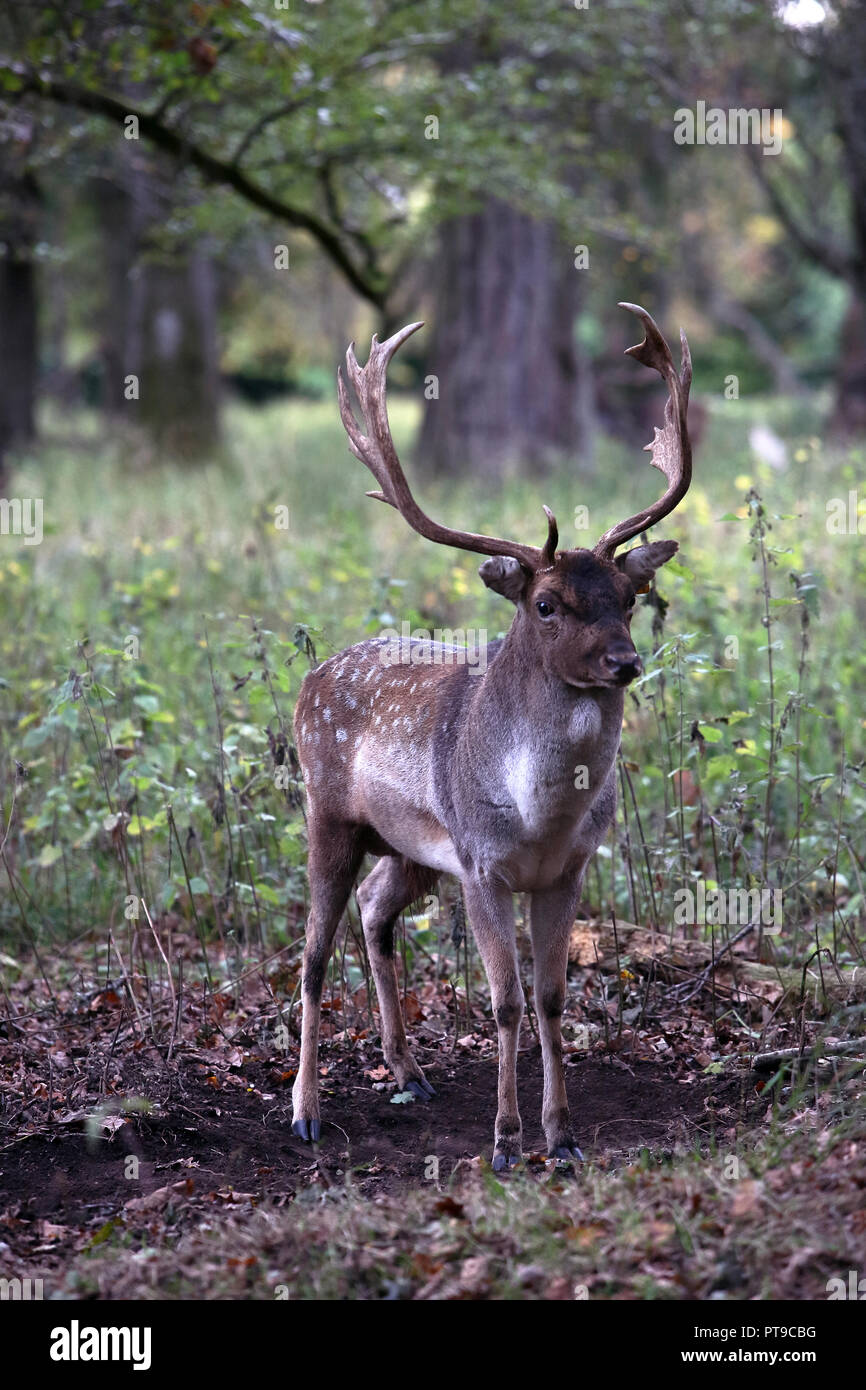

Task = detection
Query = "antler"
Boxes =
[337,321,557,571]
[593,303,692,562]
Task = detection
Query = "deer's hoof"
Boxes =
[492,1151,522,1172]
[405,1077,436,1101]
[551,1144,584,1163]
[291,1116,321,1143]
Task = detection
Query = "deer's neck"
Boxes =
[480,613,624,740]
[449,613,625,813]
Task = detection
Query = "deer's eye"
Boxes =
[536,599,555,618]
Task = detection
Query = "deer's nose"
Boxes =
[602,646,642,681]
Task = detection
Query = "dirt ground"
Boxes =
[1,923,790,1294]
[2,1044,751,1235]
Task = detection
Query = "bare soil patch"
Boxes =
[1,1040,753,1271]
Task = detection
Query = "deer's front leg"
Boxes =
[529,876,584,1161]
[291,823,363,1143]
[463,877,523,1171]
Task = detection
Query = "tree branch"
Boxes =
[231,97,312,169]
[7,66,390,310]
[745,143,859,284]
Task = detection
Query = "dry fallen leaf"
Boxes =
[38,1220,69,1242]
[433,1196,465,1219]
[124,1180,193,1215]
[458,1256,489,1294]
[730,1179,763,1217]
[364,1065,391,1082]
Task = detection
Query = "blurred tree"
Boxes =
[0,165,39,481]
[90,172,137,416]
[0,0,686,475]
[417,199,585,477]
[92,155,221,457]
[0,0,856,466]
[415,26,591,477]
[765,0,866,432]
[683,1,866,428]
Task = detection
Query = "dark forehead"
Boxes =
[537,548,625,601]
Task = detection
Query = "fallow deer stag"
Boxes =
[292,302,692,1169]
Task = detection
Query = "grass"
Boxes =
[3,388,864,963]
[1,386,865,1298]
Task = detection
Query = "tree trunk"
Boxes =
[416,199,589,479]
[93,158,221,459]
[131,248,221,459]
[92,174,139,414]
[0,170,40,479]
[832,289,866,437]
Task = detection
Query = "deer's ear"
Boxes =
[478,556,529,603]
[616,539,678,588]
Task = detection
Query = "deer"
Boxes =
[291,302,692,1170]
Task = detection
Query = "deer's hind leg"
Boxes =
[291,820,365,1142]
[357,855,438,1099]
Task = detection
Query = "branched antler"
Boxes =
[337,322,557,571]
[593,303,692,561]
[337,306,690,573]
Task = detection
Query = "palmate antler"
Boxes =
[337,322,558,572]
[337,305,691,570]
[593,302,693,561]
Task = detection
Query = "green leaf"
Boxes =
[664,559,695,580]
[133,694,161,713]
[390,1090,416,1105]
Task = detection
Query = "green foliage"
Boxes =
[2,0,835,339]
[0,391,863,988]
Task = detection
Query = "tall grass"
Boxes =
[1,390,864,1033]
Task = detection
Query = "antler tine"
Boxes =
[336,322,421,502]
[539,505,558,569]
[337,321,553,571]
[593,303,692,562]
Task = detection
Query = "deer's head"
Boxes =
[478,540,679,688]
[338,303,692,692]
